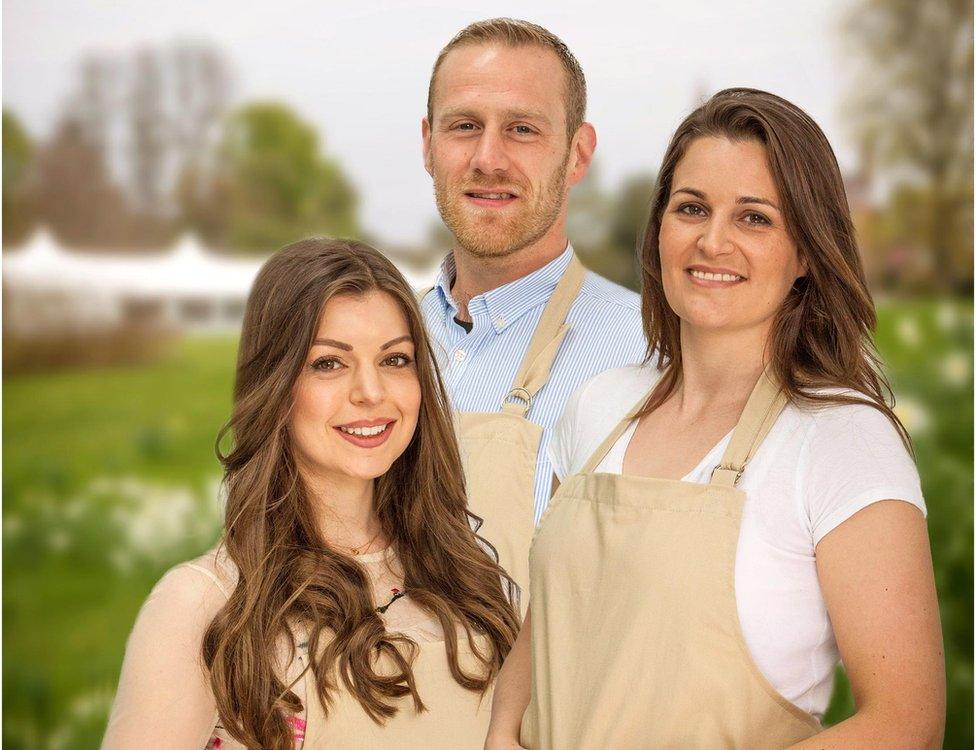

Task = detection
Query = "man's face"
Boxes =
[423,43,577,259]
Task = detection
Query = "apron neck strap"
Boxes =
[577,366,787,481]
[502,254,586,417]
[709,367,787,488]
[579,385,651,474]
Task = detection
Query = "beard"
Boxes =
[432,156,570,259]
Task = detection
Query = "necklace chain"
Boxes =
[336,527,382,556]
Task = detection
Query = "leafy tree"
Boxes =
[191,102,360,252]
[3,110,36,245]
[843,0,973,292]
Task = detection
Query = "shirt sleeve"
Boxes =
[102,563,229,749]
[801,402,926,547]
[548,377,592,481]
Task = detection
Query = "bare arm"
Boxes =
[486,475,560,749]
[788,500,945,749]
[486,608,533,749]
[102,565,226,749]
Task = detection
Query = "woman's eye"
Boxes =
[744,212,771,225]
[383,354,412,367]
[677,203,705,216]
[311,357,343,372]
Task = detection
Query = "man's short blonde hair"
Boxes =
[426,18,587,138]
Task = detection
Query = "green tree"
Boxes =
[193,102,360,252]
[3,110,36,245]
[843,0,973,292]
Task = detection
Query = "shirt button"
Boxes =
[495,318,506,328]
[454,349,467,362]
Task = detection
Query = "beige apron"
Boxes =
[300,633,493,748]
[522,370,823,749]
[421,256,586,609]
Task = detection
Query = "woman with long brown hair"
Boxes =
[104,238,519,749]
[487,89,944,748]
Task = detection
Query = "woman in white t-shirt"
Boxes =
[487,89,944,749]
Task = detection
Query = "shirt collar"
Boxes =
[433,243,575,333]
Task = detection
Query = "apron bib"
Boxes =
[522,370,822,749]
[421,256,586,610]
[302,633,493,748]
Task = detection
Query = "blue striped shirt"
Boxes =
[420,244,647,522]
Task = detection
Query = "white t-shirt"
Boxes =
[547,363,925,720]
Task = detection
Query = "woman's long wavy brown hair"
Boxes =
[202,238,520,749]
[638,88,910,447]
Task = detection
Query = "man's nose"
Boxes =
[469,129,511,175]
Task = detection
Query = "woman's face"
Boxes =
[289,290,421,487]
[658,136,806,337]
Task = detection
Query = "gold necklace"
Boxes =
[337,528,383,556]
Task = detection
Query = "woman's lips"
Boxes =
[686,268,746,287]
[333,420,395,448]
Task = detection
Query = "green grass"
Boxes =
[3,301,972,748]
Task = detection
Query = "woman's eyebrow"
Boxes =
[313,337,351,350]
[311,335,412,351]
[737,195,780,211]
[381,335,412,350]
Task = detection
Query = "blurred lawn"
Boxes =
[3,300,972,748]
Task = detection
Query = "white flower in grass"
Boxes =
[47,528,70,552]
[96,475,222,563]
[70,687,114,720]
[940,352,970,387]
[894,396,931,436]
[935,301,960,332]
[895,316,922,347]
[4,513,24,538]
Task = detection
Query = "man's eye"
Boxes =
[513,125,534,135]
[454,122,477,131]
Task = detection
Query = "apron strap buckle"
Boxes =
[503,386,533,411]
[710,463,744,487]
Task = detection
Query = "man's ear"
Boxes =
[566,122,597,188]
[421,117,433,177]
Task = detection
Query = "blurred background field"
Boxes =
[3,0,972,747]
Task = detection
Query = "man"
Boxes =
[419,18,646,601]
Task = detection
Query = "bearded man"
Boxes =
[419,18,646,602]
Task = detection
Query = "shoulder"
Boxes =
[146,547,238,618]
[572,362,657,409]
[787,392,912,457]
[550,363,659,478]
[575,270,641,313]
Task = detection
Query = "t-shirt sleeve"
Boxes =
[801,403,926,547]
[548,377,590,481]
[102,562,229,749]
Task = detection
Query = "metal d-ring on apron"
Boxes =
[521,369,823,749]
[421,255,586,612]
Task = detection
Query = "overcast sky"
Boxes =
[4,0,853,248]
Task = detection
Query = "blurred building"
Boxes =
[3,230,264,335]
[3,230,444,340]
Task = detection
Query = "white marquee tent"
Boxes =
[3,230,441,336]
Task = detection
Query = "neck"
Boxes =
[302,470,383,551]
[450,230,568,320]
[675,321,772,413]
